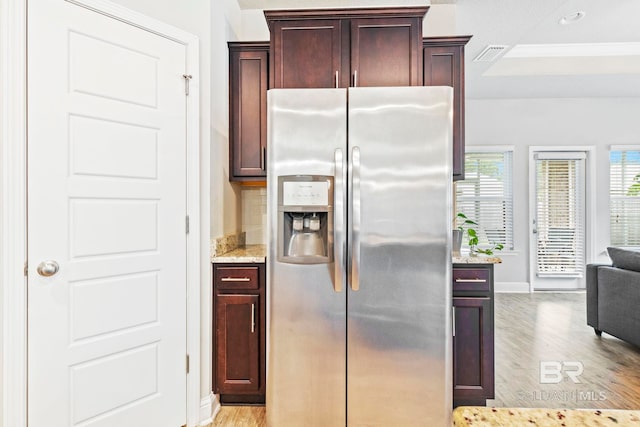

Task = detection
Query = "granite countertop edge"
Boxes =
[452,406,640,426]
[211,244,267,263]
[452,254,502,264]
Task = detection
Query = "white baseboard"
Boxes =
[199,392,219,427]
[495,281,530,293]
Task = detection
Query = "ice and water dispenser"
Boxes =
[277,175,333,264]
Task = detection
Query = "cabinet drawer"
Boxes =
[214,266,260,290]
[452,267,491,292]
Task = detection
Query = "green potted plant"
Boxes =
[455,212,504,256]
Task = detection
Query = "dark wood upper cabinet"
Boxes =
[423,36,471,180]
[265,7,428,89]
[228,42,269,181]
[228,9,469,183]
[351,17,422,87]
[269,19,344,89]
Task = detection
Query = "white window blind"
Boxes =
[456,149,513,250]
[610,149,640,247]
[535,155,585,277]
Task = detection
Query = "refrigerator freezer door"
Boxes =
[267,89,347,427]
[347,86,454,426]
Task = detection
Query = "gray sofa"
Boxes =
[586,247,640,348]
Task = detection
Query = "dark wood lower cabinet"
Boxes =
[213,263,265,404]
[215,294,260,393]
[453,264,495,407]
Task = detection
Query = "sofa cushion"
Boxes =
[607,247,640,272]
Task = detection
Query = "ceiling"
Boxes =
[236,0,640,99]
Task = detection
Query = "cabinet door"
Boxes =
[423,45,463,179]
[215,294,260,394]
[229,45,268,180]
[351,17,422,87]
[453,296,494,401]
[423,37,470,180]
[271,19,344,88]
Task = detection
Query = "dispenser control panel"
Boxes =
[283,181,330,206]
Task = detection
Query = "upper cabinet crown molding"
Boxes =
[422,35,473,47]
[264,6,430,25]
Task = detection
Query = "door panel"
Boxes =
[266,89,347,426]
[350,17,421,87]
[230,46,268,179]
[28,1,187,425]
[347,87,452,426]
[453,297,494,400]
[423,43,466,179]
[271,20,343,88]
[215,294,260,393]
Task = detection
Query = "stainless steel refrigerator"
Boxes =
[266,86,453,426]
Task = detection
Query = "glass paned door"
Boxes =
[532,152,586,290]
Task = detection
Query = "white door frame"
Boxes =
[528,146,596,292]
[1,1,201,426]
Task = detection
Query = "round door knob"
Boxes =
[37,260,59,277]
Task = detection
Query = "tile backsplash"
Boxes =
[242,187,267,244]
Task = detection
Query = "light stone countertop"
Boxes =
[452,254,502,264]
[211,244,266,263]
[452,407,640,426]
[210,246,499,264]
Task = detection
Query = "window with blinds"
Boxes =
[534,153,585,277]
[456,149,513,250]
[610,148,640,247]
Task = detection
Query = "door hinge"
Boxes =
[183,74,192,96]
[185,215,190,234]
[186,354,190,374]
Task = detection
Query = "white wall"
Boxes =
[241,3,457,43]
[211,0,243,242]
[466,97,640,291]
[241,9,269,40]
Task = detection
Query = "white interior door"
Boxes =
[27,1,188,426]
[530,151,587,290]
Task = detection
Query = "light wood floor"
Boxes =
[212,293,640,425]
[211,406,265,427]
[490,292,640,409]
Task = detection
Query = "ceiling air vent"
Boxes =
[473,45,508,62]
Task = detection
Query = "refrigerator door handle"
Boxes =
[350,146,361,291]
[333,148,345,293]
